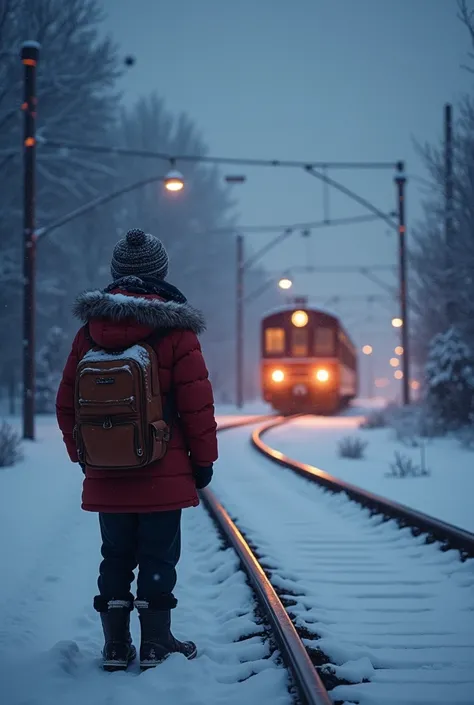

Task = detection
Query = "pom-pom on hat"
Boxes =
[111,228,169,281]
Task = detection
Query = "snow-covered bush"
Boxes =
[457,422,474,450]
[425,327,474,430]
[359,409,387,430]
[338,437,367,459]
[0,421,23,467]
[386,450,429,478]
[36,327,68,414]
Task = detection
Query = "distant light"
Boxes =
[279,277,293,290]
[164,170,184,192]
[394,370,403,380]
[291,310,308,327]
[375,377,390,388]
[411,380,420,390]
[395,346,404,355]
[362,345,373,355]
[392,317,403,328]
[389,357,399,367]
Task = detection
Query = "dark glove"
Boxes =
[192,464,213,490]
[79,462,86,475]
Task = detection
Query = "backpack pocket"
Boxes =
[149,420,170,462]
[78,419,144,468]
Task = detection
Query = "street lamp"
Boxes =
[23,169,185,438]
[394,370,403,380]
[362,345,374,398]
[164,169,185,192]
[395,345,404,355]
[278,277,293,290]
[390,357,400,367]
[392,317,403,328]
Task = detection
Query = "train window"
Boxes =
[291,328,308,356]
[315,327,335,355]
[265,327,285,354]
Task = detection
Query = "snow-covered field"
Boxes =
[0,416,290,705]
[264,414,474,533]
[214,426,474,705]
[2,405,474,704]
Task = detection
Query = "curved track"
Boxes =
[252,415,474,558]
[207,414,474,705]
[211,416,332,705]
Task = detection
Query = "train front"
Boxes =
[260,306,351,413]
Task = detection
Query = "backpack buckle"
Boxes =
[152,425,170,442]
[103,417,112,430]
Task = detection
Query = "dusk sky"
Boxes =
[100,0,471,394]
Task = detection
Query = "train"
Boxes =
[260,299,358,413]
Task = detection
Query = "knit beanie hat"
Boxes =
[111,228,169,281]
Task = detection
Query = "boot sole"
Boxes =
[140,645,198,670]
[103,646,137,671]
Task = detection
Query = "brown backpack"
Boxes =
[73,329,170,470]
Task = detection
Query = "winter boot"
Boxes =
[94,596,137,671]
[135,597,197,669]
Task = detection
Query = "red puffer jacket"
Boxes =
[56,283,218,513]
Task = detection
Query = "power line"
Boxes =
[305,166,398,230]
[39,137,397,171]
[199,212,391,236]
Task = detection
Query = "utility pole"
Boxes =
[21,41,40,440]
[445,103,454,324]
[395,161,410,405]
[236,234,244,409]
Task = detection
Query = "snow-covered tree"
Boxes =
[425,327,474,428]
[0,0,120,378]
[410,5,474,371]
[36,326,68,414]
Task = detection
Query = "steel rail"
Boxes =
[200,483,332,705]
[252,416,474,558]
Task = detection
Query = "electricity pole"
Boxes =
[395,162,410,405]
[445,104,454,324]
[236,234,244,408]
[21,41,40,440]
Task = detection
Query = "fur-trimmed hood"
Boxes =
[73,287,206,335]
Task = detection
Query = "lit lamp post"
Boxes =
[22,159,184,439]
[362,345,373,399]
[235,229,294,408]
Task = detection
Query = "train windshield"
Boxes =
[265,327,285,354]
[291,328,308,356]
[314,326,336,355]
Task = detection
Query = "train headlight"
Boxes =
[291,310,308,328]
[315,368,329,382]
[271,369,285,383]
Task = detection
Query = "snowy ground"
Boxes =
[215,426,474,705]
[0,416,290,705]
[264,414,474,533]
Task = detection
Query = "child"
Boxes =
[56,228,218,670]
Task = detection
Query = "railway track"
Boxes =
[205,414,474,705]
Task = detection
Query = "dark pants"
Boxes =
[98,510,182,601]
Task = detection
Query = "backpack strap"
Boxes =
[146,328,176,428]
